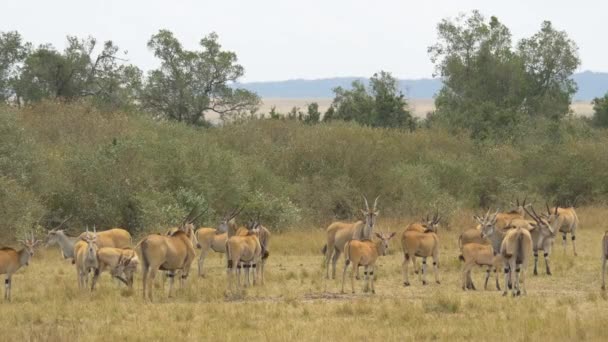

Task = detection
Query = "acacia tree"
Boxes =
[326,71,414,129]
[13,36,140,109]
[141,30,259,126]
[428,11,580,139]
[592,93,608,128]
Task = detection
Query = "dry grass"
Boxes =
[259,98,594,119]
[2,207,608,341]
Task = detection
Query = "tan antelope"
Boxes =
[322,195,380,279]
[521,206,558,275]
[252,219,271,286]
[74,227,99,290]
[195,208,244,277]
[0,232,41,301]
[459,211,499,290]
[401,218,440,286]
[542,203,580,256]
[459,243,502,291]
[91,247,139,290]
[224,217,263,291]
[78,227,132,249]
[341,232,395,294]
[602,232,608,290]
[138,212,197,300]
[500,227,532,296]
[402,212,441,275]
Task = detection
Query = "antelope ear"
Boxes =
[374,210,380,216]
[374,232,382,239]
[388,232,396,239]
[360,209,366,216]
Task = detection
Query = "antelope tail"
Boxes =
[458,254,464,262]
[344,241,351,262]
[516,230,524,263]
[458,234,463,251]
[321,244,327,255]
[139,238,150,272]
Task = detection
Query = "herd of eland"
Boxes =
[0,196,606,301]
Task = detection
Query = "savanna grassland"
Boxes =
[2,102,608,341]
[2,207,608,342]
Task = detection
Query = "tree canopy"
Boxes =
[428,11,580,139]
[141,30,260,126]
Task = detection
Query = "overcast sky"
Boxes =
[2,0,605,82]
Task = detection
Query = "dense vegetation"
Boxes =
[1,101,607,238]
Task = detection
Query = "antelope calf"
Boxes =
[602,232,608,290]
[0,232,41,301]
[91,247,139,290]
[74,228,99,290]
[402,212,441,275]
[459,243,501,291]
[323,195,380,279]
[500,227,532,296]
[341,232,395,294]
[401,224,440,286]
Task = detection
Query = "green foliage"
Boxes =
[591,93,608,127]
[0,102,607,238]
[0,31,29,102]
[429,11,580,139]
[327,71,414,129]
[13,36,140,110]
[141,30,260,126]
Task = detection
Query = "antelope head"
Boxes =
[374,231,396,256]
[18,231,42,265]
[422,211,441,233]
[44,215,72,247]
[218,207,243,234]
[361,195,380,232]
[511,197,531,216]
[477,209,499,239]
[525,206,556,238]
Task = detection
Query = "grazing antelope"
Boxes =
[542,203,580,256]
[401,220,440,286]
[0,232,41,301]
[500,227,532,296]
[520,206,558,275]
[195,208,244,277]
[459,243,502,291]
[74,228,99,290]
[224,218,262,291]
[322,195,379,279]
[602,232,608,290]
[91,247,139,290]
[341,232,395,294]
[139,221,196,300]
[78,227,132,249]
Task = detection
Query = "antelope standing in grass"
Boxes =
[225,218,262,292]
[78,227,132,249]
[74,227,99,290]
[401,217,441,286]
[542,203,580,256]
[459,243,502,291]
[341,232,395,294]
[0,232,41,301]
[520,206,558,275]
[138,220,196,300]
[322,195,379,279]
[500,227,532,296]
[402,212,441,275]
[44,216,76,260]
[91,247,139,290]
[602,232,608,290]
[195,208,244,277]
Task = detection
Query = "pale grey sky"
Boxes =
[1,0,604,82]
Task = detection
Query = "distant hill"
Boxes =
[236,71,608,100]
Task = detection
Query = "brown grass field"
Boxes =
[2,207,608,341]
[260,98,594,119]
